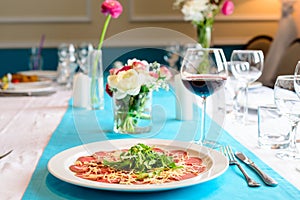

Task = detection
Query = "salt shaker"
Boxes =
[174,74,194,120]
[73,72,91,108]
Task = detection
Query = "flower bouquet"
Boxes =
[106,59,172,134]
[174,0,234,48]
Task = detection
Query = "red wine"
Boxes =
[182,75,226,98]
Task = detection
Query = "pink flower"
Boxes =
[101,0,123,19]
[159,66,172,80]
[149,72,159,79]
[221,0,234,16]
[132,61,148,71]
[116,66,132,74]
[109,68,118,75]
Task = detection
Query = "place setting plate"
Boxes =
[0,71,56,96]
[47,138,229,192]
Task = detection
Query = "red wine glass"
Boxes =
[180,48,227,146]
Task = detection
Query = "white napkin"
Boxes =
[73,73,91,108]
[174,74,194,120]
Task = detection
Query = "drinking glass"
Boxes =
[294,61,300,170]
[230,50,264,123]
[225,61,244,115]
[57,43,78,88]
[294,61,300,98]
[164,42,181,70]
[274,75,300,160]
[180,48,227,146]
[77,42,94,74]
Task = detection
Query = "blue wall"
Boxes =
[0,45,244,77]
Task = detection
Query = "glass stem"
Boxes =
[244,84,249,124]
[289,121,299,154]
[196,97,206,145]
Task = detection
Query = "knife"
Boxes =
[235,152,278,186]
[0,150,13,160]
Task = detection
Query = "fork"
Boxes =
[221,145,260,187]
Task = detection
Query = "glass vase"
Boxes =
[87,49,104,110]
[113,91,152,134]
[197,25,212,48]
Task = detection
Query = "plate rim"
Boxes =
[47,138,228,192]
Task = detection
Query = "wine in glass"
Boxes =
[274,75,300,160]
[180,48,227,146]
[230,50,264,123]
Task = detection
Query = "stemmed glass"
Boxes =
[77,42,94,74]
[274,75,300,160]
[164,42,181,70]
[294,61,300,170]
[230,50,264,123]
[57,43,78,88]
[180,48,227,146]
[294,61,300,98]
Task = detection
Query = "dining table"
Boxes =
[0,78,300,200]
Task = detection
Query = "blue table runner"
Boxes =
[23,90,300,200]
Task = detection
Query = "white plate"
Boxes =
[19,70,57,80]
[0,86,56,96]
[11,80,52,90]
[48,139,228,192]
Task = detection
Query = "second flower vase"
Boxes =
[197,24,212,48]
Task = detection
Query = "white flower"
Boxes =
[181,0,209,22]
[108,69,141,99]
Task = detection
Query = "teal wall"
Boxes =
[0,45,244,77]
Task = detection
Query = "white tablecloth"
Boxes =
[0,88,71,200]
[0,86,299,200]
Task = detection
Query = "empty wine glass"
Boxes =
[274,75,300,160]
[180,48,227,146]
[294,61,300,98]
[294,61,300,170]
[230,50,264,123]
[224,61,245,115]
[77,42,94,74]
[57,43,78,88]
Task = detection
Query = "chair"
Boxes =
[245,35,273,57]
[269,38,300,85]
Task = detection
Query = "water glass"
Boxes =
[29,47,43,71]
[258,105,290,149]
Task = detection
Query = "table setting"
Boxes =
[1,47,299,199]
[1,55,300,199]
[1,0,300,199]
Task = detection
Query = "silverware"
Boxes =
[235,152,278,187]
[221,146,260,187]
[0,150,13,160]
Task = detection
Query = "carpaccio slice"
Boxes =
[69,147,207,184]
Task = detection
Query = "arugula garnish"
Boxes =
[103,143,182,179]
